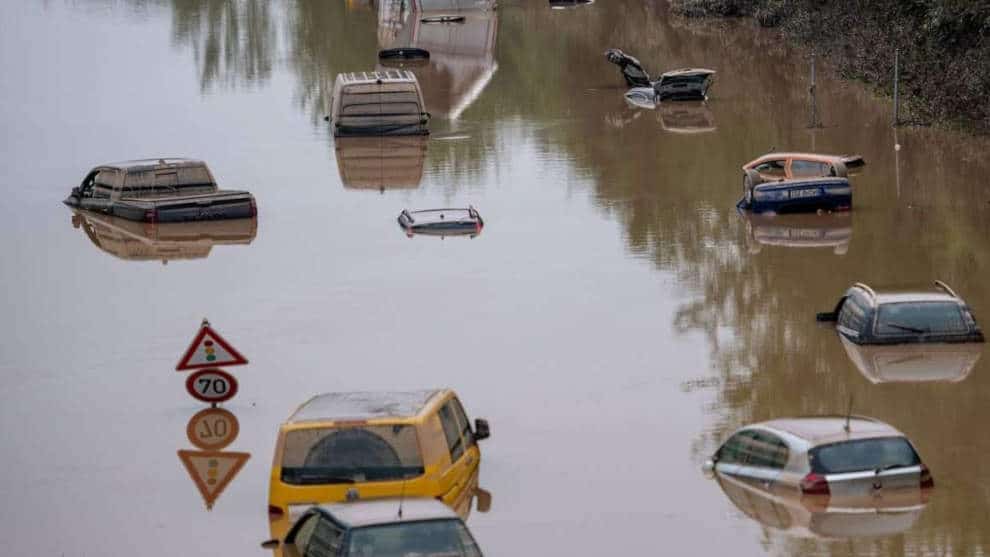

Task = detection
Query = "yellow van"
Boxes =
[268,390,490,540]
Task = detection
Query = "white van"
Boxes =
[330,71,429,137]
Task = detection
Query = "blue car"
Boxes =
[738,176,852,214]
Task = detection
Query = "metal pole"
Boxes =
[892,49,900,127]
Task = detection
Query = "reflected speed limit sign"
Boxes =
[185,368,239,404]
[186,407,240,450]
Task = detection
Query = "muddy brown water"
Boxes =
[2,1,989,555]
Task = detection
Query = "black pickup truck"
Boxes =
[64,158,256,223]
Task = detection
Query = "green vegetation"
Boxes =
[672,0,990,131]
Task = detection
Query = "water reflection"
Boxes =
[335,136,428,191]
[658,102,716,134]
[178,406,250,510]
[840,336,982,384]
[170,0,276,91]
[70,210,256,263]
[378,2,497,120]
[716,473,928,541]
[741,212,851,255]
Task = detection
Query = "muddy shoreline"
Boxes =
[672,0,990,132]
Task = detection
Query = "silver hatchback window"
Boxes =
[876,302,967,335]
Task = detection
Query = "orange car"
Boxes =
[743,152,864,183]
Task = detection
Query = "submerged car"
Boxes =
[817,281,984,345]
[840,335,982,384]
[738,152,865,214]
[70,210,256,263]
[704,416,934,507]
[742,212,851,255]
[263,498,482,557]
[716,467,928,540]
[64,158,256,223]
[398,207,483,237]
[605,48,715,101]
[268,390,490,542]
[330,71,430,137]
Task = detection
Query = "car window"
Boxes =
[751,431,789,469]
[304,518,344,557]
[438,401,466,462]
[876,302,968,335]
[754,160,786,177]
[838,294,868,333]
[290,514,320,553]
[809,437,920,474]
[348,519,473,556]
[790,160,831,177]
[716,431,750,464]
[450,397,476,451]
[280,425,424,485]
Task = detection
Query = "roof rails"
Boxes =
[934,280,960,298]
[852,282,877,301]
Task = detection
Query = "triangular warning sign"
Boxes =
[177,449,250,510]
[176,324,249,371]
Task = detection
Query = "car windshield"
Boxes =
[347,519,481,557]
[810,437,920,475]
[281,425,424,484]
[876,302,968,335]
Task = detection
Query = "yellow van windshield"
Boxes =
[281,425,424,485]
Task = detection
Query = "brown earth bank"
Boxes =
[671,0,990,132]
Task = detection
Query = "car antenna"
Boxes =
[397,478,406,519]
[843,395,854,433]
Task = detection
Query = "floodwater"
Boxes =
[2,1,990,555]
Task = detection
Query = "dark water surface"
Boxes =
[2,1,989,556]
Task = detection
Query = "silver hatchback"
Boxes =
[704,416,933,506]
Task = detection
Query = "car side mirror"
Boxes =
[473,418,490,441]
[474,487,492,513]
[702,458,715,477]
[260,539,280,549]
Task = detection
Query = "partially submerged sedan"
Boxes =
[704,416,934,508]
[817,281,984,345]
[263,498,482,557]
[398,207,483,238]
[738,152,865,214]
[64,158,256,223]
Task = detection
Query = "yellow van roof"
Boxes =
[288,390,443,423]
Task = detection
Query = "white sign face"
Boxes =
[185,369,239,403]
[176,324,248,371]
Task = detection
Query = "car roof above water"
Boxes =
[849,282,962,305]
[287,390,443,424]
[99,157,206,172]
[318,498,459,529]
[753,415,903,446]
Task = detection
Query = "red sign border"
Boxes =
[186,407,241,450]
[185,368,239,404]
[176,325,249,371]
[177,449,251,510]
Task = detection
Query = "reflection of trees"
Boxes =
[169,0,276,92]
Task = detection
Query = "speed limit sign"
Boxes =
[185,368,239,404]
[186,407,240,450]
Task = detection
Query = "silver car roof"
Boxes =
[750,416,903,447]
[319,498,459,528]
